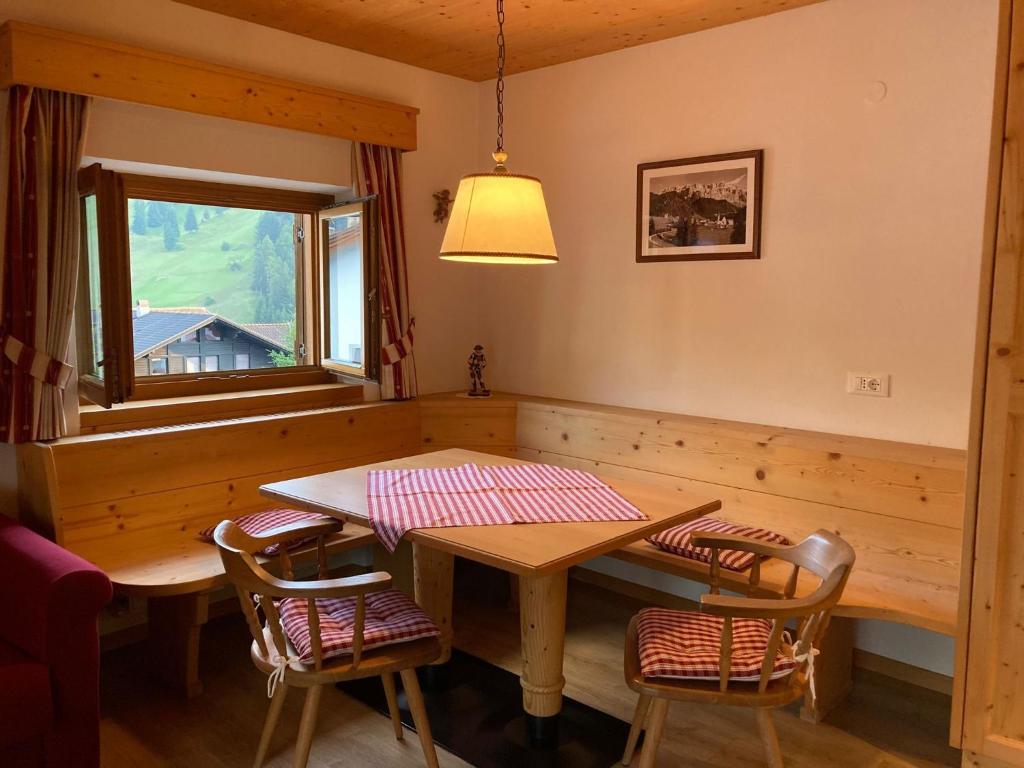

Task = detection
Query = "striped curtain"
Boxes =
[353,142,417,400]
[1,86,91,442]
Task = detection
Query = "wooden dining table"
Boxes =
[260,448,721,746]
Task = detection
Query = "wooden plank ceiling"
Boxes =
[171,0,827,81]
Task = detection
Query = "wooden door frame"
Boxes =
[953,0,1023,761]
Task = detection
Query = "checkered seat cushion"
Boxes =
[637,607,797,682]
[199,508,332,556]
[278,589,440,664]
[645,517,789,572]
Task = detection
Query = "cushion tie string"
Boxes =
[785,631,820,704]
[266,654,298,699]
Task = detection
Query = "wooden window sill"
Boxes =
[78,382,364,434]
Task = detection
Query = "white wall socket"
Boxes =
[847,372,890,397]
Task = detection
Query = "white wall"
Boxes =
[0,0,482,395]
[469,0,998,449]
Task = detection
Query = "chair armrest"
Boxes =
[698,591,822,620]
[250,518,345,548]
[690,531,793,559]
[258,570,393,600]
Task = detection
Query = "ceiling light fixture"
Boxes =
[439,0,557,265]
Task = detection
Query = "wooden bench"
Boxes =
[16,400,420,697]
[420,393,966,720]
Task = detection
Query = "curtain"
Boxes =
[353,142,417,400]
[1,86,90,442]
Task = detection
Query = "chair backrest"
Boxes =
[214,518,373,671]
[696,529,856,694]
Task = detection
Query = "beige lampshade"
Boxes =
[440,172,558,264]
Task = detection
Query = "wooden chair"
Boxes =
[621,529,856,768]
[214,518,442,768]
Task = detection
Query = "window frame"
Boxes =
[319,197,381,382]
[75,164,134,407]
[116,174,337,401]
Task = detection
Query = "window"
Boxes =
[320,200,380,379]
[75,172,381,407]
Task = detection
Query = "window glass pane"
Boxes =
[325,210,364,368]
[128,200,300,377]
[82,194,104,380]
[234,353,250,370]
[149,358,168,375]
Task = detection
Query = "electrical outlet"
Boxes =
[847,372,890,397]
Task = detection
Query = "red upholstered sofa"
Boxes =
[0,515,112,767]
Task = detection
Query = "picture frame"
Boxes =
[636,149,763,263]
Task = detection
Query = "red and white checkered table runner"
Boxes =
[366,462,647,552]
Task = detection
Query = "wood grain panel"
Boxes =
[419,393,517,456]
[0,21,418,148]
[524,449,960,635]
[517,400,965,530]
[958,0,1024,761]
[170,0,826,81]
[79,383,363,434]
[49,402,419,509]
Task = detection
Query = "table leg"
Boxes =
[519,570,568,748]
[413,543,454,665]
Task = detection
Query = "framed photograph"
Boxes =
[636,149,763,262]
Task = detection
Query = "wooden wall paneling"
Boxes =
[419,393,518,456]
[0,21,419,149]
[48,402,419,510]
[522,447,961,635]
[957,0,1024,762]
[952,0,1014,751]
[516,401,966,529]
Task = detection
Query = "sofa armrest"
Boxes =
[0,516,112,660]
[0,515,112,767]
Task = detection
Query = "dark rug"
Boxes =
[338,649,633,768]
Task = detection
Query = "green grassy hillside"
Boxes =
[129,204,263,323]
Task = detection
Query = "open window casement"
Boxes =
[73,164,382,409]
[76,164,133,407]
[317,197,381,382]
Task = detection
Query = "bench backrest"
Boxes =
[420,393,967,632]
[17,401,419,566]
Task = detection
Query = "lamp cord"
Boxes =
[495,0,505,155]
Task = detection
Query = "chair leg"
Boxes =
[381,673,405,741]
[253,682,288,768]
[637,698,668,768]
[622,694,651,765]
[400,668,440,768]
[755,708,784,768]
[292,684,323,768]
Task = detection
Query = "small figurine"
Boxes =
[433,189,453,223]
[467,344,491,397]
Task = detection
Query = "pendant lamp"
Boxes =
[439,0,557,264]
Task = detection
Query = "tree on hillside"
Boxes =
[184,206,199,233]
[163,208,180,251]
[147,201,165,228]
[268,322,297,368]
[202,209,211,222]
[130,200,148,235]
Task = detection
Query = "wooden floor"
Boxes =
[99,577,960,768]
